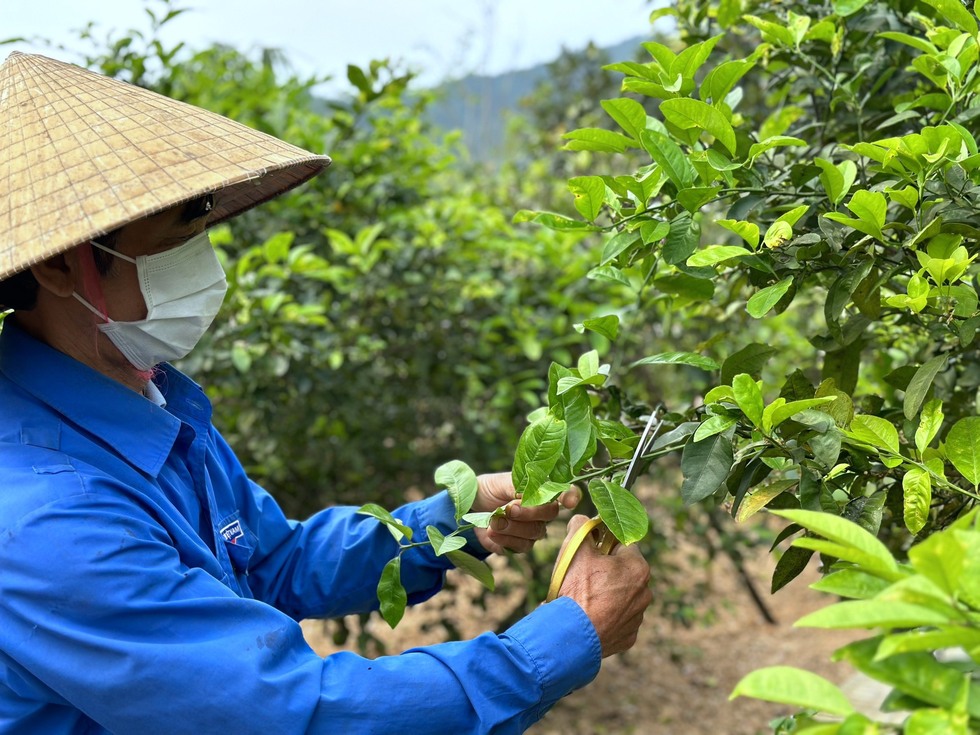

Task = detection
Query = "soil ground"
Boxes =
[303,505,871,735]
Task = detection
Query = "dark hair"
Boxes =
[0,195,214,311]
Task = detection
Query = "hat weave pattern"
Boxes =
[0,52,331,280]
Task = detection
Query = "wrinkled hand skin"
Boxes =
[557,515,653,658]
[471,472,581,555]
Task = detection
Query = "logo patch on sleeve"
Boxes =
[220,519,244,544]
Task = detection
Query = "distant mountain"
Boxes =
[425,36,646,161]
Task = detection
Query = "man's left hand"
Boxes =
[470,472,580,555]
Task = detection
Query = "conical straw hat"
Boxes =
[0,51,331,281]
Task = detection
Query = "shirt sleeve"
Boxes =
[212,428,482,620]
[0,483,601,735]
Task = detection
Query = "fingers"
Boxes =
[502,498,560,524]
[558,485,582,509]
[472,472,583,556]
[556,514,593,558]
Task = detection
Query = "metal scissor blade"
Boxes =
[621,407,664,491]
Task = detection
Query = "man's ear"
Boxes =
[29,248,80,298]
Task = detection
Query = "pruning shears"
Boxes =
[545,408,664,602]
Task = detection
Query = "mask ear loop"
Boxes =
[76,242,110,321]
[76,242,156,385]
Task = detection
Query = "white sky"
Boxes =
[1,1,660,89]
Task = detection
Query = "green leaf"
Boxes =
[568,176,606,222]
[653,273,715,301]
[744,15,798,46]
[699,58,755,103]
[230,343,252,373]
[847,190,887,238]
[903,355,948,420]
[810,569,891,599]
[832,0,873,16]
[663,213,701,264]
[631,351,720,371]
[825,258,875,335]
[587,265,633,289]
[461,509,505,528]
[263,231,294,263]
[771,545,814,592]
[669,34,724,88]
[426,525,468,556]
[815,158,858,205]
[377,557,407,628]
[512,210,601,231]
[640,220,671,244]
[733,373,764,427]
[576,315,620,340]
[903,468,932,535]
[561,383,597,471]
[640,130,695,188]
[721,344,777,384]
[578,350,600,379]
[824,189,888,242]
[796,599,950,629]
[687,244,751,267]
[601,98,648,141]
[589,479,649,545]
[847,415,900,455]
[693,414,738,442]
[887,184,919,210]
[877,31,938,54]
[735,479,797,522]
[903,705,970,733]
[677,186,722,213]
[835,638,980,718]
[660,98,737,155]
[434,460,479,520]
[772,509,904,581]
[445,550,495,591]
[768,397,837,431]
[748,136,807,163]
[747,277,794,318]
[522,480,570,507]
[681,429,735,504]
[357,503,413,542]
[915,399,944,455]
[730,667,855,716]
[921,0,979,34]
[600,230,642,265]
[717,219,760,249]
[512,415,568,496]
[876,628,980,659]
[946,416,980,487]
[561,127,634,153]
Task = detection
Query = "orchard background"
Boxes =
[6,0,980,730]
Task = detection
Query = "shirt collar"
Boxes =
[0,319,185,477]
[144,380,167,408]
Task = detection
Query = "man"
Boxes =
[0,52,652,734]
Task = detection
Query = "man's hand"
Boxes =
[556,515,652,658]
[471,472,580,555]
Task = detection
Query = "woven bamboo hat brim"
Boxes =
[0,51,332,281]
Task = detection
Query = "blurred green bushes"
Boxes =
[69,8,628,516]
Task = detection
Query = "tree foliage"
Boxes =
[509,0,980,727]
[62,3,626,517]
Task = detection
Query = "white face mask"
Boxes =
[73,230,228,371]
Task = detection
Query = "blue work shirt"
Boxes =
[0,320,601,734]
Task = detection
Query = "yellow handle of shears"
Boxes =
[545,516,618,602]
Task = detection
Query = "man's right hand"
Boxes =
[555,515,653,658]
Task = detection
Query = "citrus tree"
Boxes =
[469,0,980,729]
